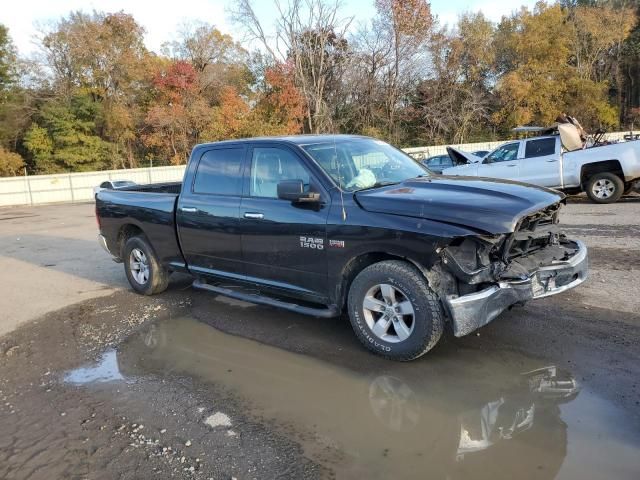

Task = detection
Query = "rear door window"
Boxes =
[525,138,556,158]
[193,148,245,195]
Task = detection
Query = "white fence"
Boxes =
[1,131,638,207]
[0,165,186,207]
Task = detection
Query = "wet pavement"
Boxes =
[59,315,637,480]
[105,318,640,479]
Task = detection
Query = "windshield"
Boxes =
[302,138,429,191]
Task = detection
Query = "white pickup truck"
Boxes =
[443,135,640,203]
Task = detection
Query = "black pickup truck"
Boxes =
[96,135,588,360]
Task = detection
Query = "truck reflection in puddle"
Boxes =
[99,316,585,479]
[370,364,577,467]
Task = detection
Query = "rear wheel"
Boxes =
[585,172,624,204]
[123,236,169,295]
[347,260,444,361]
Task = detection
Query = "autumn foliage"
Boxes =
[0,1,639,174]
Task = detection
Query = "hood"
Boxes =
[447,147,483,166]
[354,176,564,234]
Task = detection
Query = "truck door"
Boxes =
[475,142,521,180]
[239,145,330,302]
[177,146,247,277]
[519,137,562,187]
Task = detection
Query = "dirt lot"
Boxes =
[0,197,639,479]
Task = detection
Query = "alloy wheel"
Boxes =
[592,178,616,199]
[129,248,149,285]
[362,283,415,343]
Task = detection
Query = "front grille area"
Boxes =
[503,203,562,261]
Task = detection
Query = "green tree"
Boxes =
[0,24,24,151]
[24,95,113,173]
[0,24,16,91]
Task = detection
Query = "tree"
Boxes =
[231,0,352,133]
[455,12,495,90]
[622,9,640,124]
[413,25,491,145]
[163,22,253,103]
[0,146,24,176]
[42,11,153,167]
[0,24,17,91]
[204,64,304,141]
[255,62,305,134]
[493,2,622,131]
[338,24,390,136]
[24,95,113,172]
[0,24,26,151]
[373,0,432,142]
[164,22,246,73]
[142,60,211,165]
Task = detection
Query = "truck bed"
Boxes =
[119,182,182,194]
[95,183,185,267]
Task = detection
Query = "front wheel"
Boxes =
[347,260,444,361]
[123,235,170,295]
[585,172,624,204]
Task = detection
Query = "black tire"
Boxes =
[123,235,170,295]
[347,260,444,361]
[585,172,624,204]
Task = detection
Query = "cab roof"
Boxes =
[194,134,370,149]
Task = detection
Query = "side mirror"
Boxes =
[483,157,492,164]
[277,179,320,203]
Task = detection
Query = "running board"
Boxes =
[192,279,340,318]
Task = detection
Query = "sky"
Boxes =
[0,0,538,56]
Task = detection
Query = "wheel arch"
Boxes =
[117,223,147,258]
[336,252,433,312]
[580,160,624,187]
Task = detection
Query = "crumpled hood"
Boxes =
[354,176,564,234]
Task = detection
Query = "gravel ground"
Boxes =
[0,195,639,479]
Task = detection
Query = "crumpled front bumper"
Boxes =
[444,240,588,337]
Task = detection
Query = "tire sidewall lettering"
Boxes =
[352,309,392,352]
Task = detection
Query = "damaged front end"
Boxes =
[439,203,588,337]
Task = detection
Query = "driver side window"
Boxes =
[249,147,310,199]
[485,143,520,163]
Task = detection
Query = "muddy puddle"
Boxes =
[67,316,640,479]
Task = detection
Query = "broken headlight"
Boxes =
[440,235,506,284]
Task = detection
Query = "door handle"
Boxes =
[546,159,558,162]
[506,164,517,167]
[244,212,264,220]
[180,206,198,213]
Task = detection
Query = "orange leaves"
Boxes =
[260,63,305,134]
[206,86,251,140]
[202,63,304,142]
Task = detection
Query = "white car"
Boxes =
[93,180,137,197]
[443,134,640,203]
